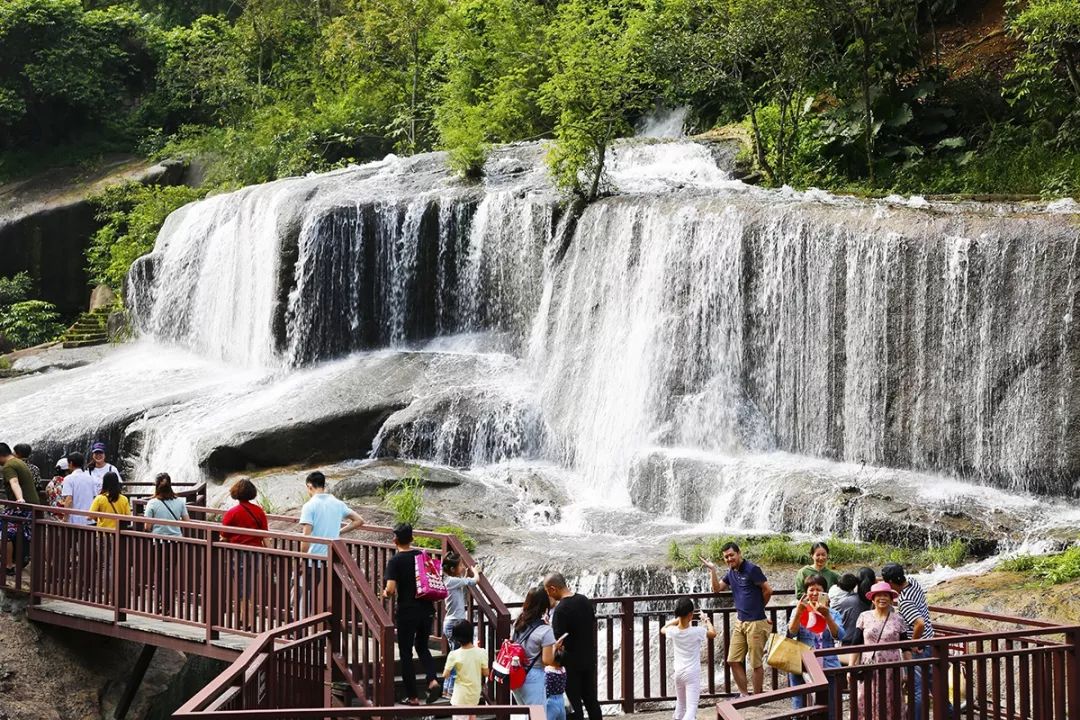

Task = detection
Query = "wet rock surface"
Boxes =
[628,448,1074,555]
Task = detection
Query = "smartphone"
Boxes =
[557,632,569,642]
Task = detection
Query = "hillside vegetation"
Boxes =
[0,0,1077,304]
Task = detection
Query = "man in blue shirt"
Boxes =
[702,542,773,696]
[298,471,365,556]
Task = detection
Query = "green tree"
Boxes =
[150,15,251,130]
[0,0,156,149]
[648,0,830,184]
[435,0,551,175]
[1008,0,1080,129]
[323,0,448,155]
[540,0,653,199]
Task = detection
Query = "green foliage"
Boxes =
[1007,0,1080,132]
[0,0,157,149]
[416,525,479,553]
[0,273,64,349]
[380,471,426,527]
[256,486,279,515]
[539,0,653,199]
[88,183,207,290]
[0,300,65,348]
[998,546,1080,585]
[0,273,33,307]
[669,534,972,572]
[435,0,551,176]
[6,0,1080,201]
[435,525,478,553]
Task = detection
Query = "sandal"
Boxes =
[400,698,421,706]
[426,684,443,704]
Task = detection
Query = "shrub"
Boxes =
[669,534,972,573]
[0,300,64,348]
[1000,547,1080,584]
[380,471,425,527]
[88,182,206,290]
[416,525,479,553]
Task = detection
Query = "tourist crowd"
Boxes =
[2,445,945,719]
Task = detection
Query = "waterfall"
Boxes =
[534,193,1080,498]
[113,140,1080,504]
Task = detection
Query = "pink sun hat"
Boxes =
[866,581,899,601]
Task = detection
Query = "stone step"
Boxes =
[62,338,108,349]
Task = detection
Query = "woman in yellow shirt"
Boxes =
[89,472,130,529]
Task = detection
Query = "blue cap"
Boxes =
[91,442,106,453]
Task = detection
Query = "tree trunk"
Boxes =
[1064,51,1080,100]
[858,21,875,185]
[747,103,777,183]
[928,0,940,68]
[587,123,611,202]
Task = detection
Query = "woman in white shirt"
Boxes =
[661,597,717,720]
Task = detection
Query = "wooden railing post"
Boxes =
[29,507,44,605]
[620,598,635,713]
[327,546,343,708]
[931,639,949,720]
[114,524,126,622]
[381,623,397,705]
[205,529,219,642]
[1066,627,1080,720]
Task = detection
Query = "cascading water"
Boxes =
[3,137,1079,552]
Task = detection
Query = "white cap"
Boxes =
[55,458,69,471]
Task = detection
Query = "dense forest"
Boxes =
[0,0,1078,309]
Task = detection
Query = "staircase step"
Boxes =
[63,338,108,348]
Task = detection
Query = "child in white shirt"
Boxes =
[661,597,717,720]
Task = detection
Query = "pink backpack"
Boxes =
[414,550,449,601]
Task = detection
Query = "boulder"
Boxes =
[372,386,547,468]
[89,284,117,311]
[627,447,1063,555]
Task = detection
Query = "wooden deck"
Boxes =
[29,598,252,660]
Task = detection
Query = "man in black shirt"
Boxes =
[545,572,601,720]
[382,523,441,704]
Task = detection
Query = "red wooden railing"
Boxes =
[6,496,1080,719]
[715,611,1080,719]
[505,590,800,711]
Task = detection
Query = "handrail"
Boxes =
[175,707,548,720]
[717,649,828,719]
[175,613,333,714]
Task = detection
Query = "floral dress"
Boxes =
[45,475,66,507]
[856,609,908,720]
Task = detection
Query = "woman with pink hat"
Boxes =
[785,574,844,718]
[854,581,913,719]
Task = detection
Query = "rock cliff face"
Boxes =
[0,592,221,720]
[0,157,188,315]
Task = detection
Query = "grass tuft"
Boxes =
[668,534,971,573]
[998,547,1080,585]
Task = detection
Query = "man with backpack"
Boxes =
[382,523,442,705]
